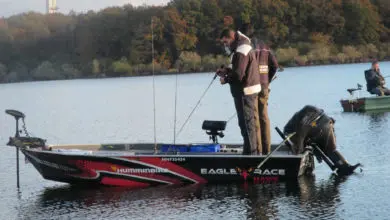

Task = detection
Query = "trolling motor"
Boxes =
[6,110,25,137]
[202,120,226,144]
[5,109,46,188]
[347,83,363,96]
[5,109,46,148]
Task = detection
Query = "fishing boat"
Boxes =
[4,19,318,189]
[5,109,315,188]
[340,84,390,112]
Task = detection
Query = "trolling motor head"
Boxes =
[202,120,226,144]
[6,109,25,120]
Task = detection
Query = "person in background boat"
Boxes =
[283,105,361,176]
[365,61,390,96]
[239,23,279,155]
[216,28,261,155]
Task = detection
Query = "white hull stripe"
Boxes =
[70,170,172,185]
[99,171,173,184]
[24,151,77,172]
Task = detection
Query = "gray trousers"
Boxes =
[233,93,259,155]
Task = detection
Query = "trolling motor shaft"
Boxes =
[5,109,46,188]
[5,109,25,188]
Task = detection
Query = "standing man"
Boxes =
[217,28,261,155]
[237,23,280,155]
[254,41,279,155]
[365,61,390,96]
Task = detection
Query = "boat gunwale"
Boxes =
[23,148,303,159]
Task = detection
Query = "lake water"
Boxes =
[1,62,390,219]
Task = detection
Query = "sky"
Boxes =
[0,0,170,17]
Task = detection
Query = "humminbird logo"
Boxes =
[111,166,169,174]
[200,168,285,176]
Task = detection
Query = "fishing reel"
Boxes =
[214,65,228,79]
[202,120,226,144]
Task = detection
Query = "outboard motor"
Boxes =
[283,105,361,176]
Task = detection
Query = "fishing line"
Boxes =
[226,112,237,123]
[175,75,217,138]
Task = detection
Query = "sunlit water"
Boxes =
[1,62,390,219]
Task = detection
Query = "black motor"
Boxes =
[283,105,361,176]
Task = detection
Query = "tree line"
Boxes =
[0,0,389,82]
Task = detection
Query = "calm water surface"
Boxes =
[1,62,390,219]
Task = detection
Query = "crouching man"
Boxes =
[283,105,361,176]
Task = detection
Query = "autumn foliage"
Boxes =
[0,0,389,82]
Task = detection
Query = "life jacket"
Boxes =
[254,43,278,85]
[254,46,270,85]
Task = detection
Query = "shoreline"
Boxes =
[1,59,389,85]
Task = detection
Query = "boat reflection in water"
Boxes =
[17,175,348,219]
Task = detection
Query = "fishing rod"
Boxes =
[176,64,283,138]
[256,131,296,169]
[175,73,219,138]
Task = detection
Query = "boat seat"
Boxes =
[202,120,226,144]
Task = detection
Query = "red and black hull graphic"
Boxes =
[22,149,302,188]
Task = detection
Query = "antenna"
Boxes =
[173,67,178,144]
[151,17,157,153]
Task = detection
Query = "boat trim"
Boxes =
[26,149,302,158]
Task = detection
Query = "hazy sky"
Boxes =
[0,0,170,17]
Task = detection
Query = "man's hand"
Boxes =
[216,67,227,77]
[220,77,227,85]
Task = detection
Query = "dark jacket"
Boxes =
[365,68,385,92]
[254,43,279,85]
[225,31,261,97]
[284,105,335,154]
